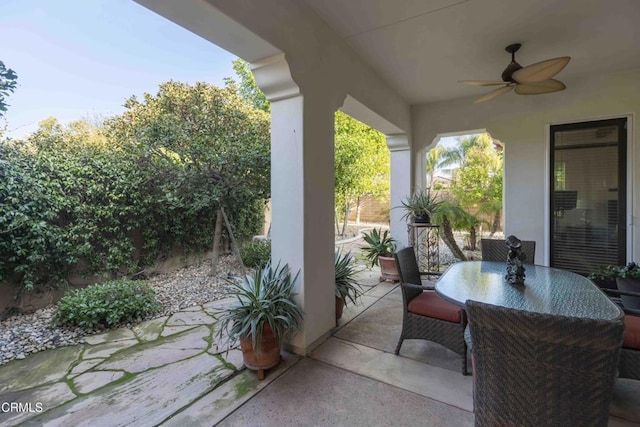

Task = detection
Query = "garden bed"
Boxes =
[0,255,242,366]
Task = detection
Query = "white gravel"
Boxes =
[0,255,244,366]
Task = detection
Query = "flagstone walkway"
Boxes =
[0,299,254,426]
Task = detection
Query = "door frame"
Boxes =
[544,114,634,267]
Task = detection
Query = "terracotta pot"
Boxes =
[616,278,640,310]
[378,255,400,282]
[240,323,281,380]
[335,296,345,322]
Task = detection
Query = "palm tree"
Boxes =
[425,145,445,189]
[431,199,480,261]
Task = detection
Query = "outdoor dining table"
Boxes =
[435,261,623,321]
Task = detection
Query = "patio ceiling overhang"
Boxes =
[136,0,640,106]
[134,0,640,354]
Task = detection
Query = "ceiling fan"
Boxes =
[459,43,570,104]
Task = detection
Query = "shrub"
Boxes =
[1,109,268,291]
[240,240,271,269]
[589,262,640,280]
[51,279,161,329]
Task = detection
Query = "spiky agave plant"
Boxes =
[334,249,363,306]
[217,261,303,350]
[361,228,397,267]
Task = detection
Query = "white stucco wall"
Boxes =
[412,68,640,265]
[134,0,415,353]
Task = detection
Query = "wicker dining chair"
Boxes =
[480,238,536,264]
[394,246,469,375]
[603,288,640,380]
[466,300,624,427]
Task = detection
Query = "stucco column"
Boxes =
[387,134,411,248]
[253,55,336,354]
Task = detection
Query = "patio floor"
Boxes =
[1,269,639,426]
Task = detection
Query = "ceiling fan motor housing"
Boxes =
[502,43,522,82]
[502,61,522,82]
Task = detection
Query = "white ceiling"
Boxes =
[302,0,640,104]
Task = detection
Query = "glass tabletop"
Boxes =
[435,261,623,321]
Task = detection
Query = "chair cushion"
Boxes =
[407,291,462,323]
[623,314,640,349]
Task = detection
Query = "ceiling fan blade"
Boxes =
[512,56,570,83]
[515,79,566,95]
[474,86,514,104]
[459,80,507,87]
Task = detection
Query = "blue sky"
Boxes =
[2,0,236,138]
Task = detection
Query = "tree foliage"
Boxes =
[105,81,271,211]
[425,134,503,257]
[334,111,389,234]
[448,134,503,231]
[1,81,271,291]
[0,60,18,118]
[224,58,270,113]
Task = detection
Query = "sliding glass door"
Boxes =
[550,118,627,275]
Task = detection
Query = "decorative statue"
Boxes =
[505,235,526,286]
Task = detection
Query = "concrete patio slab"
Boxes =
[338,292,468,372]
[384,285,403,301]
[353,268,383,288]
[334,296,402,353]
[335,294,379,327]
[310,337,474,412]
[364,281,398,299]
[218,357,474,427]
[610,378,640,423]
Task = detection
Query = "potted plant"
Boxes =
[589,262,640,310]
[334,248,363,323]
[217,261,303,380]
[362,228,399,282]
[398,188,442,224]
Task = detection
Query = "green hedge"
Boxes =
[1,97,269,291]
[240,240,271,269]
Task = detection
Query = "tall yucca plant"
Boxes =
[217,261,303,350]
